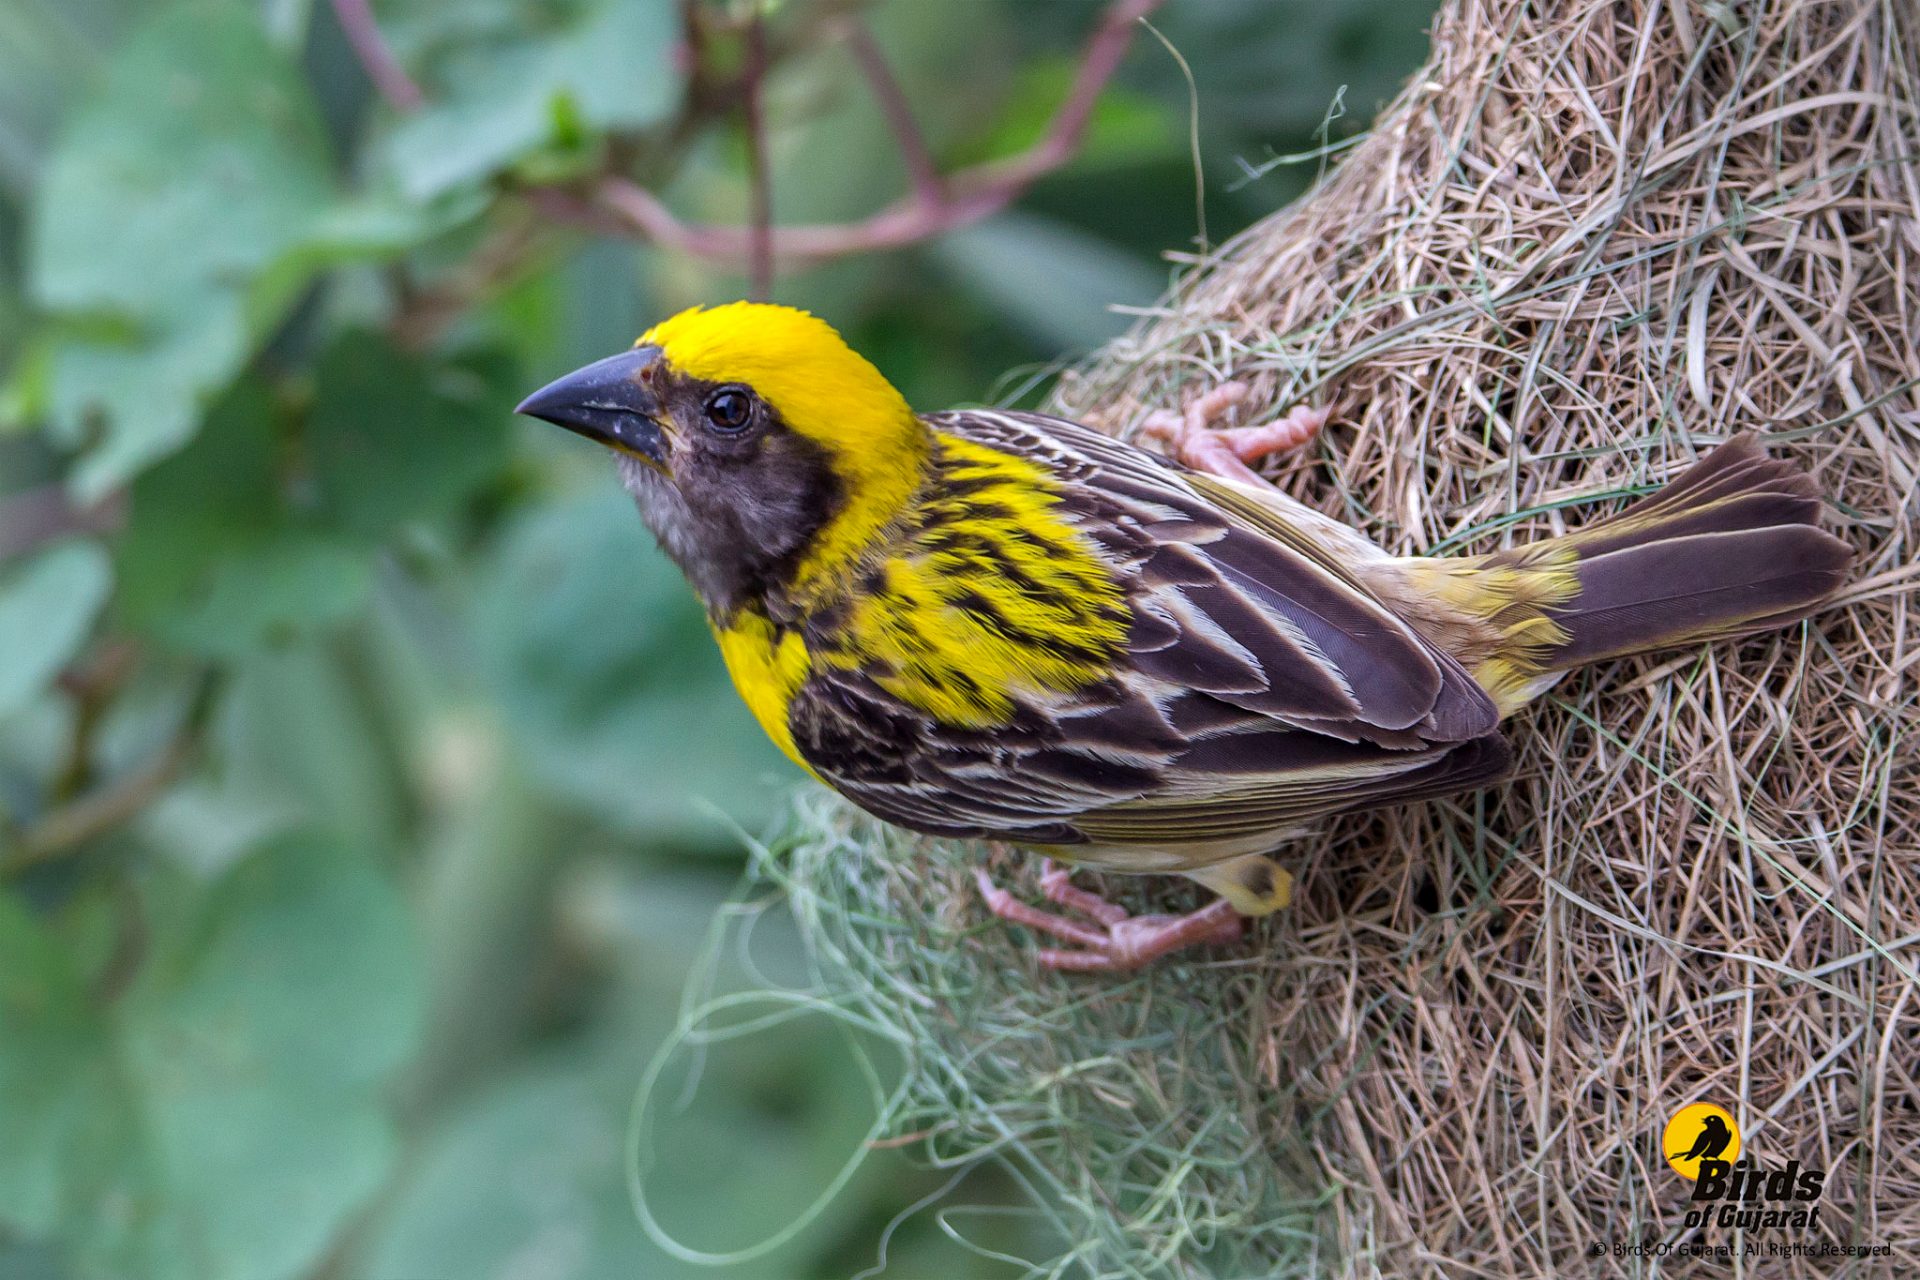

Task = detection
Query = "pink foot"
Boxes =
[973,859,1244,972]
[1139,381,1331,486]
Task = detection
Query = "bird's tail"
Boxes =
[1403,436,1852,713]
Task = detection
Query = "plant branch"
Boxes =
[52,639,140,802]
[586,0,1165,267]
[0,486,125,561]
[330,0,1163,278]
[743,13,774,299]
[330,0,424,112]
[842,20,943,208]
[4,669,222,876]
[388,207,548,349]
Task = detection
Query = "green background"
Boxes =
[0,1,1436,1275]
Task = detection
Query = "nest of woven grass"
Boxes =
[768,0,1920,1274]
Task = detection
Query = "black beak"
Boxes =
[515,346,671,468]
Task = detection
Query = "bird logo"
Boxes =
[1673,1116,1733,1162]
[1663,1103,1742,1180]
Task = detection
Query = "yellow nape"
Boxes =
[711,610,816,776]
[641,302,928,594]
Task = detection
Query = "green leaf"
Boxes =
[28,1,335,497]
[0,540,111,718]
[473,482,801,842]
[299,185,491,260]
[28,1,332,319]
[1143,0,1440,136]
[0,830,424,1280]
[1,332,57,435]
[363,988,902,1279]
[154,533,372,659]
[307,330,516,538]
[360,1065,671,1280]
[115,381,371,658]
[42,301,250,501]
[381,0,683,201]
[953,61,1180,174]
[261,0,313,48]
[0,0,144,199]
[191,643,413,860]
[244,186,494,312]
[933,211,1164,351]
[0,891,128,1243]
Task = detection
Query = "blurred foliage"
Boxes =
[0,0,1437,1276]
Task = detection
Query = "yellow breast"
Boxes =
[818,431,1130,729]
[711,431,1130,768]
[711,610,815,774]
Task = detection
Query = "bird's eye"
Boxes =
[703,387,754,432]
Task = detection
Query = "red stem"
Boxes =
[0,487,125,561]
[330,0,424,112]
[743,14,774,299]
[843,20,944,208]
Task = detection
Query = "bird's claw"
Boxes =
[1138,380,1330,486]
[973,860,1244,972]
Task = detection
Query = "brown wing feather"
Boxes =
[1076,730,1512,845]
[790,410,1509,865]
[965,410,1501,747]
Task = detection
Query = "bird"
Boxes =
[517,301,1851,972]
[1670,1115,1734,1163]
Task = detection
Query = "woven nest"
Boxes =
[765,0,1920,1274]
